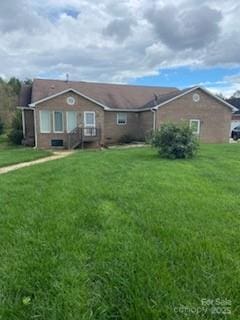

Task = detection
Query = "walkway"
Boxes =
[0,151,73,175]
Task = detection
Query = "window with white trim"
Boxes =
[84,111,96,136]
[117,112,127,125]
[53,111,64,133]
[190,119,200,135]
[40,111,51,133]
[66,111,77,132]
[84,112,95,127]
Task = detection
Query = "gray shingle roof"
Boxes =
[142,87,195,108]
[20,78,178,110]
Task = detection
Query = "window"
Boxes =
[66,111,77,133]
[84,112,95,127]
[51,139,63,147]
[40,111,51,133]
[117,112,127,125]
[84,112,96,136]
[53,111,64,133]
[190,119,200,135]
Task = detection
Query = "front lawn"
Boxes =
[0,135,51,167]
[0,145,239,319]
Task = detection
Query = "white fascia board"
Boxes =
[105,107,152,112]
[17,106,35,110]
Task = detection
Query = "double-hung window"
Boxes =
[190,119,200,135]
[40,111,51,133]
[53,111,64,133]
[117,112,127,125]
[66,111,77,133]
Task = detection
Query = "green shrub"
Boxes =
[0,117,4,135]
[145,130,154,144]
[119,134,135,144]
[8,110,23,145]
[151,123,199,159]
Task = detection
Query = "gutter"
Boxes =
[21,109,25,138]
[33,108,38,148]
[17,106,35,111]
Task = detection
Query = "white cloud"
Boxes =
[0,0,240,86]
[196,75,240,98]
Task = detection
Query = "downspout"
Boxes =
[22,109,26,138]
[33,108,38,148]
[151,108,156,131]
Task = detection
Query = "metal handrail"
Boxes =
[67,127,100,149]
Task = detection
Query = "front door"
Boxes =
[84,111,96,136]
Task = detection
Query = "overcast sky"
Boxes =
[0,0,240,96]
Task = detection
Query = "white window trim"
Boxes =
[66,111,77,133]
[117,112,127,125]
[53,111,64,133]
[84,111,96,127]
[40,110,51,133]
[190,119,200,135]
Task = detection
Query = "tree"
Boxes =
[231,90,240,99]
[216,92,225,100]
[0,77,22,130]
[8,77,21,95]
[24,78,33,85]
[0,82,18,129]
[8,110,23,145]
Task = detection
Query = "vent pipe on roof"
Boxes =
[49,85,55,96]
[154,93,158,106]
[66,73,69,83]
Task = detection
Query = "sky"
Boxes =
[0,0,240,97]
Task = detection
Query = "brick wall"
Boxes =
[156,89,232,143]
[34,88,232,148]
[35,92,104,148]
[104,111,140,144]
[138,111,153,140]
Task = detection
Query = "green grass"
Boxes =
[0,145,239,319]
[0,134,51,167]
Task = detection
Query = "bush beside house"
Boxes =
[151,123,199,159]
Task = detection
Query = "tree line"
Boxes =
[0,77,32,133]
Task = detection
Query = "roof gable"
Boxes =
[152,86,238,112]
[29,88,110,110]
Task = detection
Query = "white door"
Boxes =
[84,112,96,136]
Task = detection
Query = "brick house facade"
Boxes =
[18,79,237,149]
